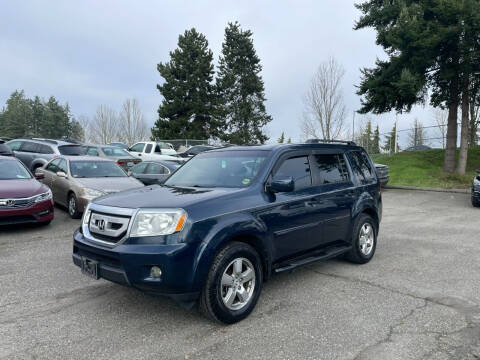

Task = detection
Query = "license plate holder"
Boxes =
[81,257,99,280]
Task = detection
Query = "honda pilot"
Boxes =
[73,142,382,323]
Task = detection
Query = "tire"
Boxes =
[199,242,263,324]
[68,193,81,219]
[472,196,480,208]
[345,213,377,264]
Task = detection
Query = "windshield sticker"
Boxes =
[242,178,251,185]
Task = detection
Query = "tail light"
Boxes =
[117,160,126,166]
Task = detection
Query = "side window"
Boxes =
[131,162,148,174]
[87,147,99,156]
[312,154,350,185]
[130,143,145,152]
[7,141,22,151]
[46,159,61,173]
[146,163,167,175]
[38,144,54,154]
[145,144,153,154]
[358,151,374,180]
[274,156,311,190]
[58,159,68,174]
[20,141,39,153]
[154,144,162,153]
[348,151,374,182]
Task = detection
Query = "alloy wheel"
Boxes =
[220,257,256,311]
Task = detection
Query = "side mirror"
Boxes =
[35,172,45,180]
[268,176,295,193]
[56,171,67,178]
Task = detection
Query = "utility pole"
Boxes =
[352,111,355,142]
[395,114,398,153]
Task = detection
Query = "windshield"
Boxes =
[0,160,32,180]
[70,161,127,178]
[165,151,268,188]
[59,145,86,155]
[102,147,130,157]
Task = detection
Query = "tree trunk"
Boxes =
[456,78,470,175]
[444,101,458,173]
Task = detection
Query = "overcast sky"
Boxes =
[1,0,435,144]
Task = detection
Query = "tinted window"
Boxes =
[313,154,349,184]
[0,160,32,179]
[87,147,99,156]
[38,144,54,154]
[7,141,22,151]
[348,151,374,182]
[145,144,153,153]
[275,156,311,190]
[130,143,145,152]
[131,162,148,174]
[70,161,127,178]
[46,158,61,173]
[165,151,267,188]
[58,145,85,155]
[146,163,167,175]
[20,141,38,153]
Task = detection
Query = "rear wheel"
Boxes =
[68,193,81,219]
[200,242,263,324]
[345,213,377,264]
[472,196,480,208]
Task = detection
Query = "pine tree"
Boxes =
[0,90,32,138]
[216,22,272,145]
[371,125,380,154]
[277,132,285,143]
[287,137,292,143]
[152,28,218,141]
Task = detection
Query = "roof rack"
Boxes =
[305,139,356,146]
[31,138,59,145]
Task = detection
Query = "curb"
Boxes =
[384,185,471,194]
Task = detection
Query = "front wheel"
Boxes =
[68,193,82,219]
[472,196,480,208]
[200,242,263,324]
[345,213,377,264]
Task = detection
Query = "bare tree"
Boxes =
[76,115,91,143]
[407,118,427,148]
[300,57,347,140]
[89,105,119,144]
[432,109,448,149]
[118,99,148,146]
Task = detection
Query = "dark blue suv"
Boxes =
[73,143,382,323]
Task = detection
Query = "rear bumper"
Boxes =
[0,200,54,225]
[72,229,201,302]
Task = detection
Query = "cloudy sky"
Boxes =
[1,0,434,144]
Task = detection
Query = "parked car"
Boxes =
[472,169,480,207]
[83,144,141,170]
[73,142,382,323]
[177,145,216,158]
[37,156,143,219]
[0,143,14,156]
[374,163,389,186]
[129,160,183,185]
[128,141,183,162]
[6,138,85,172]
[0,137,12,144]
[0,156,53,226]
[405,145,431,151]
[109,142,129,150]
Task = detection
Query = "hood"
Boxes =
[161,148,177,155]
[75,177,143,194]
[93,184,241,209]
[0,179,48,198]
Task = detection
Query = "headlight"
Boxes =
[83,188,105,198]
[130,209,187,237]
[35,189,52,203]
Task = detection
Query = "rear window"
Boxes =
[348,151,375,181]
[38,144,54,154]
[312,154,349,184]
[58,145,86,155]
[102,147,130,157]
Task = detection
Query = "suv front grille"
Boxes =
[88,212,131,244]
[0,196,36,209]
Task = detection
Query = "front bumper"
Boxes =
[72,229,200,302]
[0,200,54,225]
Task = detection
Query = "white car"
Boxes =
[128,141,184,162]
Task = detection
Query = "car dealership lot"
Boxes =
[1,190,479,360]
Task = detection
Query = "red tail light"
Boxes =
[117,160,126,165]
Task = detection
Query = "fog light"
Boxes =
[150,266,162,278]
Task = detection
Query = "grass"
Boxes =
[370,147,480,189]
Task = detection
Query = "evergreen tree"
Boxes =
[277,131,285,143]
[371,125,380,154]
[287,137,292,143]
[0,90,32,138]
[152,28,218,140]
[216,22,272,144]
[31,96,45,137]
[382,124,397,154]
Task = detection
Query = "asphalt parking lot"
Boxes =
[1,189,479,360]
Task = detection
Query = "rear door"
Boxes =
[17,141,39,170]
[309,152,355,246]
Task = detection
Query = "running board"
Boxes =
[273,245,352,273]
